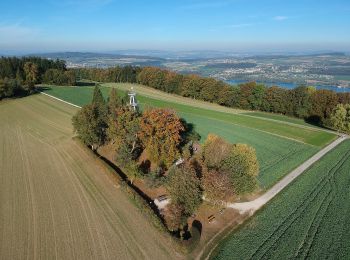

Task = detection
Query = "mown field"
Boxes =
[0,95,177,260]
[41,85,335,189]
[211,139,350,260]
[242,111,322,128]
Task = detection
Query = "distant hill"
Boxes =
[30,51,165,61]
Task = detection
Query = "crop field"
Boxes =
[0,95,176,260]
[211,139,350,260]
[41,85,333,189]
[242,111,322,128]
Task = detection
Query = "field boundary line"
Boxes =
[241,113,339,135]
[40,92,82,108]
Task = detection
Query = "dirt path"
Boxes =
[227,135,348,214]
[0,95,178,260]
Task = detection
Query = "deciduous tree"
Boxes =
[202,134,232,169]
[139,108,184,167]
[166,162,202,216]
[202,169,233,201]
[221,144,259,194]
[330,104,350,134]
[23,62,38,93]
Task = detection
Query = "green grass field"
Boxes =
[42,85,334,189]
[212,139,350,260]
[242,111,321,128]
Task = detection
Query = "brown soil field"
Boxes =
[0,94,179,260]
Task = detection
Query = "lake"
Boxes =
[227,79,350,93]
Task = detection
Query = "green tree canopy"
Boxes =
[221,144,259,194]
[107,106,141,165]
[330,104,350,134]
[202,134,232,169]
[108,88,123,116]
[72,104,107,150]
[166,162,202,216]
[23,62,38,93]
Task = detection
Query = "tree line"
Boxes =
[72,86,260,237]
[0,56,75,99]
[2,57,349,133]
[77,66,350,131]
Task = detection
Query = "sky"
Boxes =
[1,0,350,53]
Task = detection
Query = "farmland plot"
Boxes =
[212,139,350,260]
[0,95,177,260]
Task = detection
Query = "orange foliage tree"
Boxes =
[139,108,185,168]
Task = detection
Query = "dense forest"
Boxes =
[77,66,350,128]
[0,56,74,99]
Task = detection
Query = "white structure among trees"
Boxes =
[128,87,138,111]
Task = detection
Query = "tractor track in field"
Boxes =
[0,95,178,260]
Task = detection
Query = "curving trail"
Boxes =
[227,134,348,214]
[0,95,178,260]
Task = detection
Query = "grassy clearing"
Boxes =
[211,139,350,260]
[42,85,322,189]
[0,95,177,260]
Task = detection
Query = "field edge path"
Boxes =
[227,134,348,214]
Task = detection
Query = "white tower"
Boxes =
[128,87,138,111]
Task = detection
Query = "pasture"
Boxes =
[211,139,350,259]
[242,111,322,128]
[0,95,176,260]
[41,85,333,189]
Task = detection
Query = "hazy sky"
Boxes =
[1,0,350,53]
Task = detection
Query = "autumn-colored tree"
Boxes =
[337,92,350,105]
[107,88,123,116]
[163,71,182,94]
[261,86,287,113]
[221,143,259,194]
[217,85,239,107]
[309,89,338,125]
[202,168,233,201]
[23,62,38,93]
[202,134,232,169]
[198,78,222,102]
[139,108,184,167]
[180,74,202,98]
[238,82,255,109]
[330,104,350,134]
[107,106,141,165]
[166,162,202,216]
[164,203,187,232]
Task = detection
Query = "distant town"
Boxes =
[34,51,350,89]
